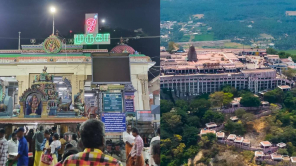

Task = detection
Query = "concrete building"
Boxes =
[160,49,294,98]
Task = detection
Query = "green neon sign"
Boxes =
[74,33,110,45]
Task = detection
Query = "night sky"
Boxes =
[0,0,160,79]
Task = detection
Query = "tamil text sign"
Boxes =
[101,113,126,132]
[103,93,123,112]
[74,33,110,45]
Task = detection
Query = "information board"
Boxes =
[103,93,123,112]
[137,110,154,121]
[125,94,135,112]
[101,113,126,132]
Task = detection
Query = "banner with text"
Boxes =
[124,93,135,112]
[136,110,154,121]
[103,93,123,112]
[101,113,126,132]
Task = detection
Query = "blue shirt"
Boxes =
[17,136,28,166]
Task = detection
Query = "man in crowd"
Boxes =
[123,124,134,160]
[58,134,67,161]
[0,128,8,166]
[7,132,18,166]
[9,127,29,166]
[51,127,57,137]
[127,128,144,166]
[150,140,160,166]
[63,119,123,166]
[150,128,160,166]
[8,132,19,153]
[32,125,44,166]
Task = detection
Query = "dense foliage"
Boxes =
[161,0,296,49]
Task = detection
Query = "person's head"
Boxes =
[52,127,57,133]
[60,133,64,139]
[44,130,51,139]
[39,126,44,131]
[0,128,5,138]
[80,119,105,150]
[61,148,79,163]
[151,140,160,165]
[72,134,77,141]
[157,128,160,136]
[53,133,59,141]
[65,143,73,150]
[16,127,25,138]
[131,128,139,137]
[11,132,17,141]
[127,124,132,133]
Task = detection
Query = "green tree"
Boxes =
[278,148,289,155]
[282,68,296,80]
[162,112,183,130]
[240,94,261,107]
[160,100,174,115]
[187,116,201,127]
[264,88,285,103]
[190,98,211,116]
[224,120,246,135]
[210,91,233,108]
[209,91,224,107]
[222,85,238,97]
[266,48,278,54]
[235,108,246,118]
[168,41,178,52]
[198,133,216,148]
[175,100,189,111]
[202,110,225,123]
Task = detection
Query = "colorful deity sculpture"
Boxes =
[29,95,40,114]
[74,89,84,116]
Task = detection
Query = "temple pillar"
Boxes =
[60,124,68,134]
[41,101,48,118]
[72,75,86,102]
[16,75,30,103]
[18,102,24,118]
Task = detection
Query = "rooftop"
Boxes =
[227,134,236,140]
[216,131,225,138]
[206,122,217,128]
[200,129,216,135]
[271,153,283,160]
[260,141,272,147]
[255,151,264,157]
[234,136,244,143]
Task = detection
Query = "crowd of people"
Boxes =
[0,119,160,166]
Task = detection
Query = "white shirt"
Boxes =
[150,136,160,166]
[50,140,61,154]
[7,139,18,154]
[123,131,135,144]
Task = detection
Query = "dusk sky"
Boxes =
[0,0,160,78]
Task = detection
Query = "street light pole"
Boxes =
[53,14,55,35]
[50,6,56,35]
[18,32,21,50]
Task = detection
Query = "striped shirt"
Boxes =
[62,148,123,166]
[0,137,8,165]
[130,135,144,157]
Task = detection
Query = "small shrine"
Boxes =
[19,67,61,118]
[18,66,85,118]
